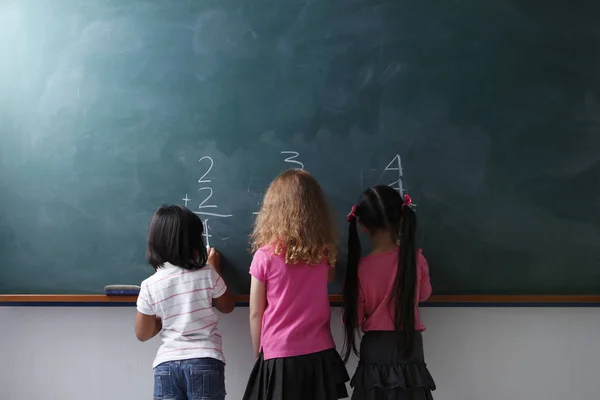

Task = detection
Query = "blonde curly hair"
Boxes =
[251,169,337,266]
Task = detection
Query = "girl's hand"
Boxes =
[207,247,221,274]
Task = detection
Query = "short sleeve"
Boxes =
[417,249,433,301]
[249,250,268,283]
[136,283,155,316]
[211,267,227,299]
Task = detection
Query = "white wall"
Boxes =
[0,306,599,400]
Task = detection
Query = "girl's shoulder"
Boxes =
[254,245,276,259]
[251,245,279,271]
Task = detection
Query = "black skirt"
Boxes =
[351,331,436,400]
[243,348,350,400]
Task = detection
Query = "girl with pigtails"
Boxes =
[342,185,436,400]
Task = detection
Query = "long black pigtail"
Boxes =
[342,214,361,363]
[393,204,418,355]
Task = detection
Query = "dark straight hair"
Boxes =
[342,186,418,363]
[146,205,208,271]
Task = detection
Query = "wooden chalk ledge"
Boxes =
[0,294,599,305]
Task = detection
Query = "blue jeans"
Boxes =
[153,358,226,400]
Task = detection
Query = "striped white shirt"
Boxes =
[136,262,227,368]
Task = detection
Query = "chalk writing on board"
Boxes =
[385,154,405,196]
[182,194,191,207]
[187,156,233,248]
[281,151,304,169]
[202,218,213,248]
[194,156,233,218]
[197,156,213,184]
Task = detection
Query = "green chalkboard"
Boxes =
[1,0,599,295]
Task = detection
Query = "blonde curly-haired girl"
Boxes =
[243,169,349,400]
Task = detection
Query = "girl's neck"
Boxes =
[368,230,398,255]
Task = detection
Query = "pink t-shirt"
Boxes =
[358,247,432,332]
[249,246,336,360]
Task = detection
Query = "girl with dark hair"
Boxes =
[342,186,436,400]
[135,205,235,400]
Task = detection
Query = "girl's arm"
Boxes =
[418,250,433,301]
[214,287,235,314]
[249,276,267,359]
[135,283,160,342]
[328,265,335,283]
[357,285,365,325]
[209,248,235,314]
[135,313,162,342]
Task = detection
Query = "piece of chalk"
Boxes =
[104,285,140,296]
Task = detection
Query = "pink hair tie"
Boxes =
[402,194,413,209]
[346,204,357,222]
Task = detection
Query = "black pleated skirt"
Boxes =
[351,331,436,400]
[243,348,350,400]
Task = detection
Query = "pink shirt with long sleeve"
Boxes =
[358,247,432,332]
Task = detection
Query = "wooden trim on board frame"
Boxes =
[0,294,600,306]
